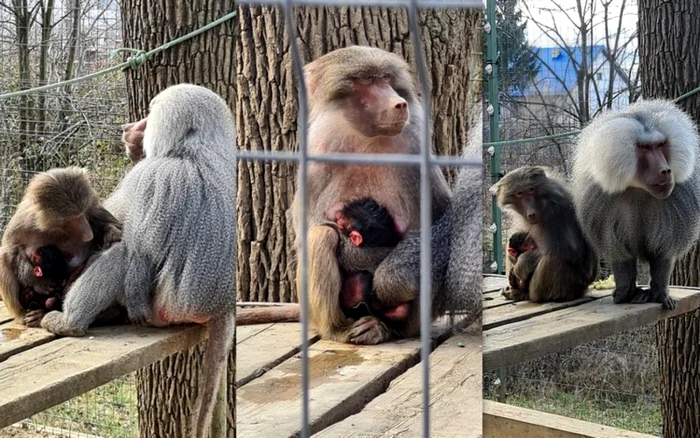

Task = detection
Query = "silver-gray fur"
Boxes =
[372,108,483,327]
[40,83,238,438]
[573,99,700,310]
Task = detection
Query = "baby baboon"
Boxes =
[495,166,598,302]
[505,231,537,292]
[0,167,122,327]
[15,245,69,313]
[573,99,700,310]
[335,198,403,248]
[40,84,238,438]
[331,198,407,321]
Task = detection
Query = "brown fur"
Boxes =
[0,167,122,326]
[495,166,598,303]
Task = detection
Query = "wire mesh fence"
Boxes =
[0,0,482,437]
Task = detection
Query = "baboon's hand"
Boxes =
[41,311,87,336]
[121,118,147,163]
[659,295,677,310]
[501,286,528,302]
[103,224,123,247]
[125,304,151,327]
[23,309,46,327]
[617,286,648,304]
[348,316,391,345]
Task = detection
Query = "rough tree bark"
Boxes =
[120,1,238,437]
[236,5,483,303]
[121,3,480,436]
[639,1,700,436]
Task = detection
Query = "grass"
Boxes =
[26,374,138,438]
[484,324,662,436]
[503,391,662,436]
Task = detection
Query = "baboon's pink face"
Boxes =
[635,140,674,199]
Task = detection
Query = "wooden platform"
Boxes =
[3,276,697,437]
[482,275,700,371]
[482,274,700,438]
[0,302,481,437]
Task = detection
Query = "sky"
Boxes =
[521,0,638,48]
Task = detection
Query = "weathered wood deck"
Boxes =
[482,274,700,438]
[482,275,700,372]
[3,275,696,438]
[0,301,481,438]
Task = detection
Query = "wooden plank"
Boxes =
[483,400,658,438]
[0,302,11,323]
[237,323,274,343]
[483,287,700,371]
[236,318,466,438]
[483,275,506,293]
[313,328,482,438]
[484,290,610,330]
[0,324,207,428]
[0,321,56,362]
[236,323,321,387]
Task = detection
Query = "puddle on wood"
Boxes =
[0,327,23,342]
[239,349,364,404]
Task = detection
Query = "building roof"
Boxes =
[511,44,605,97]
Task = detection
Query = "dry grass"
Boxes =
[484,324,661,435]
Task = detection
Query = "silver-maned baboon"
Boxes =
[573,99,700,310]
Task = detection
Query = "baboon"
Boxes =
[236,99,483,339]
[0,167,122,327]
[330,198,406,321]
[334,198,403,248]
[573,99,700,310]
[290,46,452,345]
[505,231,537,292]
[121,118,147,163]
[16,245,69,312]
[495,166,598,302]
[40,84,238,438]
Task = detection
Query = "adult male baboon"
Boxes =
[573,99,700,310]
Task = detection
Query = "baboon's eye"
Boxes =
[358,74,373,85]
[382,73,391,80]
[515,191,523,197]
[528,187,535,193]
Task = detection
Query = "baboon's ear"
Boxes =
[303,65,319,101]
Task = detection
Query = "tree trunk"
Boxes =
[120,1,238,437]
[121,3,480,435]
[236,5,482,303]
[639,1,700,436]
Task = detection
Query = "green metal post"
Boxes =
[485,0,503,273]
